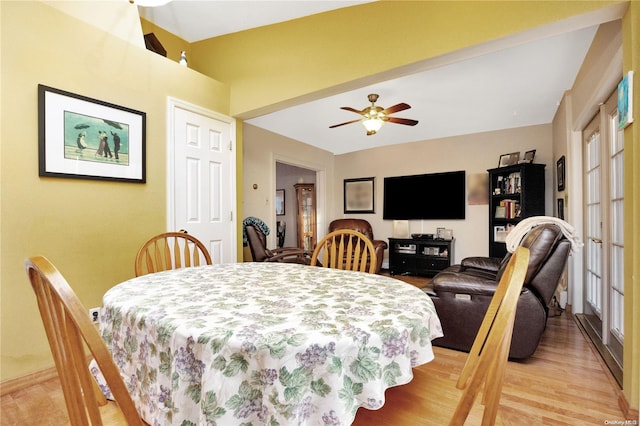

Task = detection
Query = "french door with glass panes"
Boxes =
[582,90,624,373]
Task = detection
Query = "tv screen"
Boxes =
[383,171,466,220]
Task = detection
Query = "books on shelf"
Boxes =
[494,172,521,195]
[495,199,520,219]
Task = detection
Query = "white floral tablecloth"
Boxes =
[101,262,442,425]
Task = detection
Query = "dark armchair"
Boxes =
[245,224,310,264]
[328,219,387,274]
[429,223,571,359]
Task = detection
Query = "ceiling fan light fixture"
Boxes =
[362,117,383,135]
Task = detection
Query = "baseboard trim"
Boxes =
[618,392,640,421]
[0,365,58,396]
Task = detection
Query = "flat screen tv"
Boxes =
[383,171,466,220]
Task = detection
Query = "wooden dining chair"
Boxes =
[25,256,146,425]
[134,230,212,277]
[352,246,530,425]
[311,229,378,274]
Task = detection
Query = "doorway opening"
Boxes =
[274,160,325,250]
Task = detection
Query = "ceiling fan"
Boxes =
[329,94,419,135]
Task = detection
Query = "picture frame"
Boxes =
[523,149,536,163]
[344,177,375,213]
[498,152,520,167]
[493,225,506,242]
[557,198,565,220]
[557,155,565,192]
[38,84,146,183]
[618,71,634,129]
[275,189,285,215]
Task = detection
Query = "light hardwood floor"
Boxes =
[1,276,632,425]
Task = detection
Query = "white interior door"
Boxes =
[168,99,236,264]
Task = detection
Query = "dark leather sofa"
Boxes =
[429,223,571,359]
[328,219,388,274]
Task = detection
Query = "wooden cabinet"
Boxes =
[488,163,545,258]
[388,238,454,277]
[294,183,316,252]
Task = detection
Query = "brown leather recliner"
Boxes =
[328,219,387,274]
[429,223,571,359]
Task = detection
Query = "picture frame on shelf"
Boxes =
[275,189,285,215]
[495,206,506,219]
[494,225,506,242]
[344,177,375,213]
[618,71,634,129]
[38,84,146,183]
[498,152,520,167]
[522,149,536,163]
[557,155,565,191]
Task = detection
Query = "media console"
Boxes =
[388,237,454,277]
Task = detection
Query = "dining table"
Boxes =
[100,262,443,425]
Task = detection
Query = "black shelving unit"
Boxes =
[488,163,545,258]
[388,238,454,277]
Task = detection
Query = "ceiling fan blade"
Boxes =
[340,106,365,115]
[329,119,361,128]
[387,117,419,126]
[382,103,411,115]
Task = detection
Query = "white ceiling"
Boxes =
[139,1,599,155]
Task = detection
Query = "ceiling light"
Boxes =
[362,117,383,135]
[130,0,172,7]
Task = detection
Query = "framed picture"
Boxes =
[275,189,285,215]
[38,84,146,183]
[618,71,634,129]
[557,198,565,220]
[493,225,506,242]
[498,152,520,167]
[523,149,536,163]
[557,155,565,192]
[344,177,375,213]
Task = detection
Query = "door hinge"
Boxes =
[230,211,233,221]
[229,141,233,151]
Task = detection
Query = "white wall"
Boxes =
[334,124,554,264]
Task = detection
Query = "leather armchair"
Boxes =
[328,219,387,274]
[245,224,310,264]
[429,224,571,359]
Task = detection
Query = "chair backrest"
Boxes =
[25,256,145,425]
[328,218,375,240]
[135,231,212,277]
[311,229,377,274]
[450,246,530,425]
[245,224,270,262]
[496,224,570,306]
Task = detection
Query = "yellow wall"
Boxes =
[621,0,639,411]
[191,0,624,118]
[0,1,230,380]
